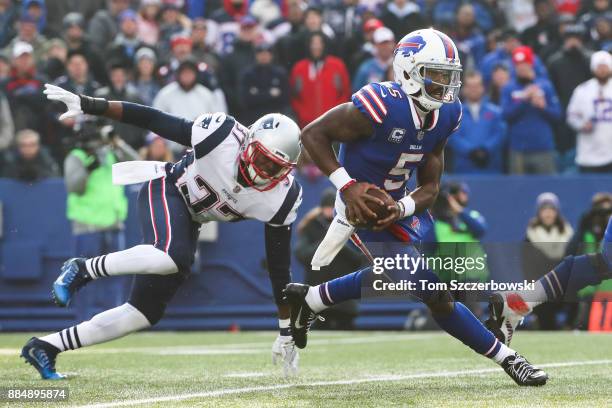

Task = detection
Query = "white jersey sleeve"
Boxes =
[267,176,302,226]
[191,112,233,149]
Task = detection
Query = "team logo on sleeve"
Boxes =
[395,36,426,57]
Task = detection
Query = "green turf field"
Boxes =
[1,331,611,407]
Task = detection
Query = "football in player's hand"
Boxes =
[356,188,394,229]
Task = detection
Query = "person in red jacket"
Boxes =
[290,32,350,128]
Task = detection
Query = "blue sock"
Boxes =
[319,267,368,305]
[538,254,603,301]
[434,302,501,357]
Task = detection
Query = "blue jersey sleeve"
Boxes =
[452,101,463,133]
[351,83,389,127]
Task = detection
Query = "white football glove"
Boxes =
[43,83,83,120]
[272,335,299,377]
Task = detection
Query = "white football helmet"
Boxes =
[393,28,462,111]
[239,113,301,191]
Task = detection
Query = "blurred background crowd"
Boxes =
[0,0,611,183]
[0,0,611,333]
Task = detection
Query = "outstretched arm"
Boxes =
[44,84,193,147]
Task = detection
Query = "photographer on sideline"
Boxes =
[64,116,139,258]
[429,182,489,317]
[564,192,612,329]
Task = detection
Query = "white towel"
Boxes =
[112,161,168,185]
[311,214,355,270]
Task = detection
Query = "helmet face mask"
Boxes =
[239,141,295,191]
[413,63,462,104]
[393,29,463,111]
[238,113,301,192]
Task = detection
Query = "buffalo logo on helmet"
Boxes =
[394,35,426,58]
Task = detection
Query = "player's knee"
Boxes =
[425,290,455,316]
[134,245,179,275]
[166,248,194,273]
[128,300,166,326]
[556,255,574,273]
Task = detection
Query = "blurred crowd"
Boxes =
[0,0,611,183]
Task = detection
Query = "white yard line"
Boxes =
[76,359,612,408]
[0,333,438,356]
[223,372,270,378]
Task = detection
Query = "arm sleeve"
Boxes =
[501,88,530,122]
[566,87,587,131]
[121,102,193,147]
[483,109,507,152]
[351,83,387,126]
[538,84,562,122]
[265,223,293,305]
[0,95,14,150]
[458,209,487,239]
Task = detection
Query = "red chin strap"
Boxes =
[238,141,295,192]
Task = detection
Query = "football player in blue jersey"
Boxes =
[284,28,548,386]
[486,215,612,345]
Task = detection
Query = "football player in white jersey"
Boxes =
[21,84,303,379]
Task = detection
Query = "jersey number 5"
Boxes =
[384,153,423,190]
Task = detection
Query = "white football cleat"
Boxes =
[485,292,532,346]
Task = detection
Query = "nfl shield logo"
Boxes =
[416,131,425,141]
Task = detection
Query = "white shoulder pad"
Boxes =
[191,112,230,147]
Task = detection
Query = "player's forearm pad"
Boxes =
[79,95,109,115]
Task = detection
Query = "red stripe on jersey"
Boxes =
[160,177,172,253]
[148,180,159,246]
[356,92,382,123]
[365,85,387,115]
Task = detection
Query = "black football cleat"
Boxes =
[501,352,548,386]
[485,293,509,345]
[21,337,65,380]
[283,283,322,349]
[485,292,526,346]
[52,258,92,307]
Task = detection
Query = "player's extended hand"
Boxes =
[342,182,385,226]
[43,83,83,120]
[370,189,399,231]
[272,335,299,377]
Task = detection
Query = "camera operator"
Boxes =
[430,182,489,317]
[64,116,139,258]
[294,188,367,329]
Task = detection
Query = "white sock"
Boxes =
[527,281,548,307]
[305,285,327,313]
[491,342,515,364]
[504,281,547,316]
[40,303,150,352]
[279,318,290,336]
[85,245,178,279]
